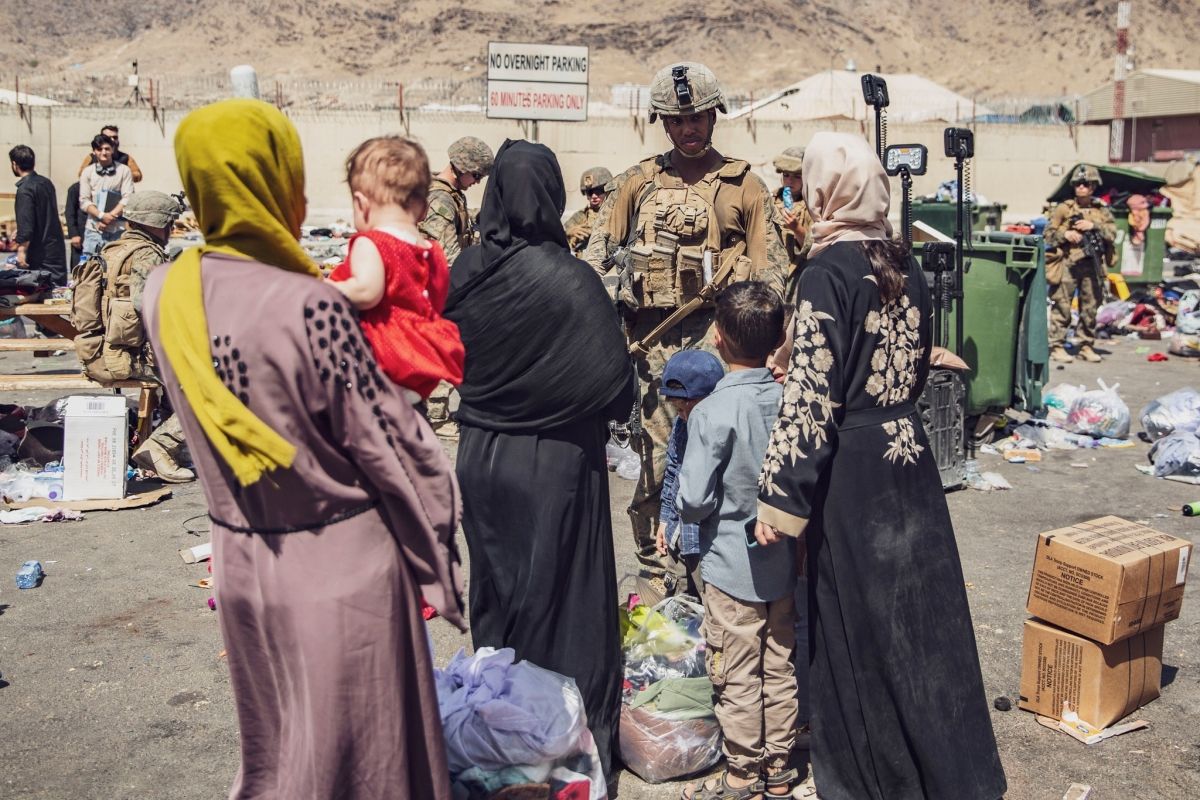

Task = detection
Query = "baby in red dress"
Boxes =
[328,136,464,403]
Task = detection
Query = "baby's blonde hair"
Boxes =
[345,135,430,213]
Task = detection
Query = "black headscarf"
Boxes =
[445,140,633,431]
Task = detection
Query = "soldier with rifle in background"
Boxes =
[1046,164,1116,364]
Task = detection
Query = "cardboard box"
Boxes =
[1019,618,1163,728]
[1026,516,1191,644]
[62,395,128,501]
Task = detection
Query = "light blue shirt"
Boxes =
[677,368,795,603]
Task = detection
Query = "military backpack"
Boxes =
[70,237,155,382]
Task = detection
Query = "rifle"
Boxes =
[1070,213,1109,293]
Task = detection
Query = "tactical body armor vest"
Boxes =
[621,156,752,310]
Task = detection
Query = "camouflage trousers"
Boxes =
[1049,262,1102,348]
[147,413,187,462]
[627,307,719,582]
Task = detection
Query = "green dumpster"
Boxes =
[922,232,1048,417]
[1047,163,1170,285]
[913,200,1007,239]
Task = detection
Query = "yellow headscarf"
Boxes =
[158,99,321,487]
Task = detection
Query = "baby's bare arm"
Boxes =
[328,236,386,310]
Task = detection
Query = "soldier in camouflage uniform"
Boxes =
[1046,164,1116,364]
[584,62,787,598]
[565,166,613,254]
[87,192,194,482]
[771,146,814,286]
[419,136,494,267]
[420,136,493,434]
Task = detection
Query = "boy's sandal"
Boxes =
[680,771,766,800]
[791,773,818,799]
[764,768,800,796]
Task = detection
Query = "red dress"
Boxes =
[329,229,464,398]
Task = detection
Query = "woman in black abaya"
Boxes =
[444,140,636,790]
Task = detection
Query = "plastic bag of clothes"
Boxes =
[435,647,606,800]
[1149,431,1200,477]
[1095,299,1134,330]
[619,702,721,784]
[1042,384,1086,427]
[1067,380,1131,439]
[619,597,721,783]
[1140,388,1200,441]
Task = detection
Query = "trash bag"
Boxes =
[1149,431,1200,477]
[622,596,706,680]
[619,704,722,783]
[1140,388,1200,441]
[606,440,640,481]
[1043,383,1086,427]
[1095,299,1134,329]
[1169,330,1200,356]
[1067,380,1131,439]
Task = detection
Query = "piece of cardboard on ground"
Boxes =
[1062,782,1095,799]
[179,541,212,564]
[1026,515,1191,644]
[1019,618,1163,728]
[1037,714,1150,746]
[5,484,171,512]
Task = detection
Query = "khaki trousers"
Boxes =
[1049,261,1102,348]
[702,582,797,777]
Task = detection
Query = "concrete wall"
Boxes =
[0,104,1110,224]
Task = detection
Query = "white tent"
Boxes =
[0,88,61,107]
[729,71,989,123]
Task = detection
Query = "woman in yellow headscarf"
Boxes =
[143,99,463,799]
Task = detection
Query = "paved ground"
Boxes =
[1,336,1199,800]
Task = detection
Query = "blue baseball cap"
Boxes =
[660,350,724,399]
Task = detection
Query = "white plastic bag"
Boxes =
[606,440,640,481]
[1149,431,1200,477]
[1042,383,1086,427]
[1067,380,1131,439]
[1140,388,1200,441]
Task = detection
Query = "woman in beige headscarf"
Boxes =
[754,133,1007,800]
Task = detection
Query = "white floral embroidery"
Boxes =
[760,300,842,497]
[863,281,926,462]
[882,418,924,465]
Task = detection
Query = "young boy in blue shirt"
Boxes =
[656,349,725,598]
[678,281,797,799]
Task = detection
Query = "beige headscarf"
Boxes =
[803,132,893,258]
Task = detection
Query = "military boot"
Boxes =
[1078,344,1103,363]
[132,438,195,483]
[1050,345,1075,363]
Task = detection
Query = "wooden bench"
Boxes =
[0,373,160,441]
[0,338,76,353]
[0,302,80,339]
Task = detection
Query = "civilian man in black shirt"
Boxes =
[9,145,66,286]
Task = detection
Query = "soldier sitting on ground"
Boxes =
[565,166,613,254]
[1046,164,1116,364]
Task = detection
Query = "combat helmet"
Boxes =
[122,191,183,229]
[1071,164,1102,187]
[579,166,613,194]
[773,146,806,174]
[448,136,495,177]
[648,62,727,123]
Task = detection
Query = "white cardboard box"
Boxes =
[63,395,128,501]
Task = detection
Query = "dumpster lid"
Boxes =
[1047,163,1165,203]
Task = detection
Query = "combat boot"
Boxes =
[1078,345,1103,363]
[132,438,196,483]
[1050,345,1075,363]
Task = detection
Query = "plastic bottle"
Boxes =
[782,186,794,211]
[16,560,44,589]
